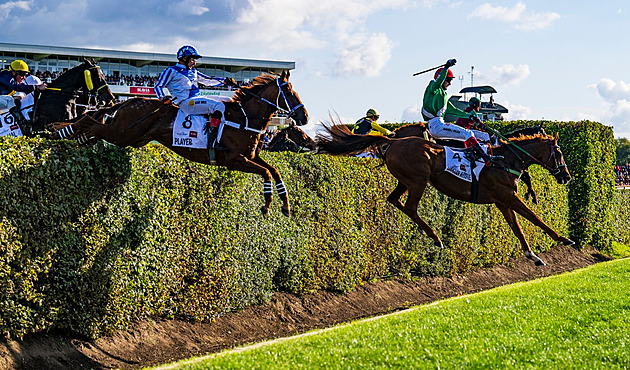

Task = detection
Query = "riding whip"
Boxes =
[412,64,446,76]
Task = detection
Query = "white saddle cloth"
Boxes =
[0,110,23,137]
[444,145,489,182]
[172,110,209,149]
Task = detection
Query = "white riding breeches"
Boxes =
[428,116,475,141]
[0,95,16,112]
[470,128,491,143]
[178,96,226,116]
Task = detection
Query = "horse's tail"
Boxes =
[316,123,391,157]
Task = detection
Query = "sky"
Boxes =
[1,0,630,138]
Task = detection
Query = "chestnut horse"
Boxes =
[53,71,308,216]
[317,125,574,266]
[30,58,114,136]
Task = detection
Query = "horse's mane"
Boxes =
[508,133,554,143]
[230,73,278,103]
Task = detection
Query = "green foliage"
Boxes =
[616,137,630,165]
[0,119,617,339]
[182,258,630,369]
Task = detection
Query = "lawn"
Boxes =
[152,257,630,369]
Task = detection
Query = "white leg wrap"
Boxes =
[276,181,287,196]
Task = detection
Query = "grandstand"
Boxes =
[0,42,294,99]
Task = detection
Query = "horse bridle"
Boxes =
[242,77,304,119]
[504,139,566,176]
[39,65,111,108]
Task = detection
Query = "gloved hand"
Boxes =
[161,95,172,103]
[224,77,237,87]
[445,59,457,68]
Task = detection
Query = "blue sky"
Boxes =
[2,0,630,137]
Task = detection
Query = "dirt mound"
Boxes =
[0,245,608,369]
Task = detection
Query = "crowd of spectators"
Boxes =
[105,74,159,87]
[615,164,630,187]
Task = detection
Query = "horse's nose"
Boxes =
[293,107,309,126]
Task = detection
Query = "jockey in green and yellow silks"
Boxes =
[421,58,501,164]
[353,108,392,136]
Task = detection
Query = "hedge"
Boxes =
[0,119,618,339]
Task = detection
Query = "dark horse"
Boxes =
[52,71,308,216]
[266,123,316,152]
[29,58,115,136]
[317,124,574,266]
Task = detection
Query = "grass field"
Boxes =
[152,258,630,369]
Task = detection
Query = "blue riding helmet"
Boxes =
[177,45,202,60]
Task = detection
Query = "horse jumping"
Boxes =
[317,124,574,266]
[53,71,308,217]
[31,58,114,136]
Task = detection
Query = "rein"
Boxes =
[487,126,566,175]
[240,77,304,118]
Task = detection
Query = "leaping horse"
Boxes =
[30,58,115,136]
[317,124,574,266]
[52,71,308,217]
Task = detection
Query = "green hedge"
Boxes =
[0,120,617,339]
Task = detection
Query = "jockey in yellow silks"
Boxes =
[353,108,392,136]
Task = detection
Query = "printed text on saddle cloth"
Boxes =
[172,110,208,149]
[0,110,23,137]
[444,145,488,182]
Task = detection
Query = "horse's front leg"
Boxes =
[225,155,275,217]
[495,203,545,266]
[509,195,575,246]
[252,154,290,217]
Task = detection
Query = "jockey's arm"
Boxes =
[445,101,470,119]
[196,71,226,88]
[153,67,174,100]
[371,121,392,136]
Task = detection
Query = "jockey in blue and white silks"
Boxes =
[153,45,237,149]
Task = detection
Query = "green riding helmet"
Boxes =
[468,97,482,108]
[366,108,380,118]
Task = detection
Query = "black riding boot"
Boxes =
[9,106,32,136]
[472,143,503,164]
[208,111,227,151]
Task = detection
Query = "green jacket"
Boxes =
[421,68,472,121]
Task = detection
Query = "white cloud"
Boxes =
[401,105,423,123]
[0,0,32,21]
[502,101,531,120]
[469,2,559,31]
[590,79,630,135]
[491,64,530,86]
[335,33,393,77]
[230,0,409,76]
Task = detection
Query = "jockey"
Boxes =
[422,59,501,164]
[153,45,237,150]
[20,75,43,121]
[353,108,392,136]
[0,60,47,135]
[454,97,492,143]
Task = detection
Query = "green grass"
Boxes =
[153,258,630,369]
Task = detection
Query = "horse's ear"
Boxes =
[281,70,290,81]
[555,132,559,141]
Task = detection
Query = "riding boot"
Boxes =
[472,143,503,164]
[9,106,32,136]
[208,111,227,151]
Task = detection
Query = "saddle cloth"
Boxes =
[0,110,23,137]
[172,110,209,149]
[444,145,488,182]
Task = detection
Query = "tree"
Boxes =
[616,138,630,165]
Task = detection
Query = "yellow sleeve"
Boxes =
[371,122,392,135]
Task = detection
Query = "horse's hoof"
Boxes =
[535,259,547,267]
[434,241,444,249]
[561,239,575,246]
[260,207,269,217]
[281,207,291,217]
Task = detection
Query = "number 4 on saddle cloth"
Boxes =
[444,144,492,182]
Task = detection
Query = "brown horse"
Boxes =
[53,71,308,216]
[317,124,574,266]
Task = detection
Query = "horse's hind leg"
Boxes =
[496,204,545,266]
[402,181,443,248]
[252,154,290,216]
[386,181,407,211]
